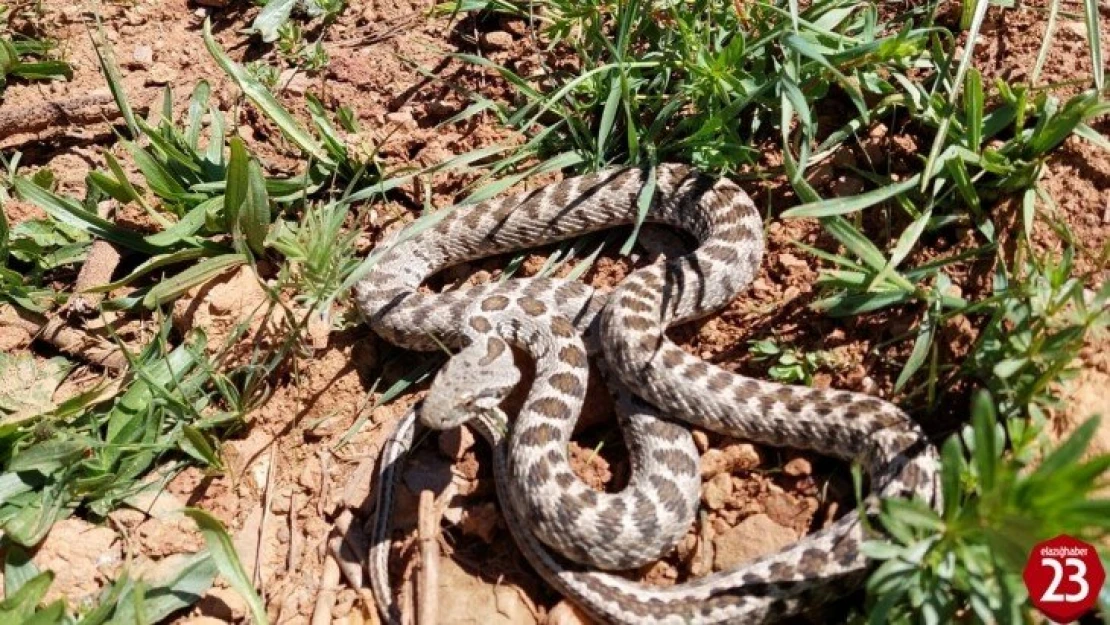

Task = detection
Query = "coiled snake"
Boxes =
[355,164,941,624]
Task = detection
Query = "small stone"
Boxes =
[130,45,154,69]
[778,253,807,269]
[700,442,760,478]
[764,491,816,533]
[145,63,178,86]
[702,473,733,510]
[691,430,710,453]
[712,514,797,571]
[481,30,514,50]
[783,457,812,477]
[384,110,414,127]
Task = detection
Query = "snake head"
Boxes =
[420,337,520,430]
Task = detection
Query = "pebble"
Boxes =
[481,30,514,50]
[778,253,807,269]
[700,442,760,478]
[384,110,415,127]
[691,429,710,452]
[783,457,812,477]
[131,45,154,69]
[702,472,733,510]
[145,63,178,86]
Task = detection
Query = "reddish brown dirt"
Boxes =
[0,0,1106,623]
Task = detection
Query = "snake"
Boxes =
[355,164,941,623]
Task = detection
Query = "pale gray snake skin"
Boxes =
[355,164,942,624]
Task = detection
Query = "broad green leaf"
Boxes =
[179,426,223,469]
[1035,416,1102,479]
[3,544,38,599]
[109,552,218,624]
[970,391,998,491]
[242,159,271,255]
[0,570,53,619]
[7,438,87,473]
[251,0,297,43]
[225,137,250,233]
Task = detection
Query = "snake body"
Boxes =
[356,164,941,623]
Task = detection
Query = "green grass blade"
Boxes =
[964,68,983,151]
[1081,0,1103,91]
[186,81,211,150]
[85,247,216,293]
[782,175,920,218]
[90,20,139,139]
[124,140,188,200]
[184,509,270,625]
[141,254,246,308]
[0,195,8,266]
[920,0,989,190]
[1032,0,1060,85]
[895,306,935,392]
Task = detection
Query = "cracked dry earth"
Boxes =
[0,0,1107,623]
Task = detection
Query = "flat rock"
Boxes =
[712,513,797,571]
[437,556,538,624]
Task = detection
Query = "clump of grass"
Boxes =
[0,17,404,620]
[0,7,71,94]
[864,392,1110,623]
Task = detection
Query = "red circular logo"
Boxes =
[1023,534,1105,623]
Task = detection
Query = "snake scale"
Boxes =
[355,164,941,624]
